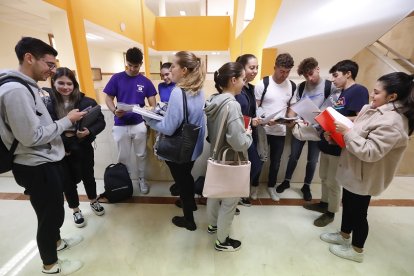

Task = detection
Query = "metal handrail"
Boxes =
[376,40,414,69]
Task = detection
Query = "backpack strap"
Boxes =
[298,81,306,99]
[259,76,269,107]
[324,79,332,99]
[0,77,39,154]
[287,80,297,107]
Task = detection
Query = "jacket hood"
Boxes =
[204,93,236,121]
[0,70,39,88]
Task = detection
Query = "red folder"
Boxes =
[315,107,352,148]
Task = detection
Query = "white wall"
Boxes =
[0,22,49,70]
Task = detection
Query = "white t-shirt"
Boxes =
[255,77,297,136]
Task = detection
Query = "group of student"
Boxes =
[1,36,414,275]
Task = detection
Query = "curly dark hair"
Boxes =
[297,57,318,76]
[275,53,294,69]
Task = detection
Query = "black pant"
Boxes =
[266,135,286,187]
[12,162,65,266]
[166,160,196,222]
[341,188,371,248]
[248,137,264,187]
[64,143,97,208]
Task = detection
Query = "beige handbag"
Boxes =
[291,121,321,141]
[203,105,251,198]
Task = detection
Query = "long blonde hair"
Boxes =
[175,51,206,95]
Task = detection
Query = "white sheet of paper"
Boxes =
[327,107,354,128]
[290,97,321,125]
[132,106,163,120]
[116,102,135,112]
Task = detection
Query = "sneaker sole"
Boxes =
[92,210,105,216]
[214,244,242,252]
[74,221,86,228]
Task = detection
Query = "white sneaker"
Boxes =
[267,187,280,201]
[42,259,83,275]
[57,235,83,252]
[329,244,364,263]
[250,186,258,200]
[139,177,149,194]
[320,232,351,245]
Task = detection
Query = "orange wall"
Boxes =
[230,0,282,79]
[155,16,230,51]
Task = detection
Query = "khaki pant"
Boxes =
[319,152,342,213]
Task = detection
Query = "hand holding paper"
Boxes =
[315,107,353,148]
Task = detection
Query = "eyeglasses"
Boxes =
[39,59,57,70]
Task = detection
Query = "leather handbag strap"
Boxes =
[212,104,229,159]
[181,89,189,124]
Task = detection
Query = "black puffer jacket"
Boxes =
[46,89,106,146]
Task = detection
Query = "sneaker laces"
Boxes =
[74,212,83,220]
[91,201,103,211]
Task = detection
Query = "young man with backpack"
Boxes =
[0,37,85,275]
[254,53,297,201]
[276,57,339,201]
[304,60,369,227]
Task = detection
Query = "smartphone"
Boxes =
[81,106,92,112]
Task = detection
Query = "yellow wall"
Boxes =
[155,16,230,51]
[229,0,283,79]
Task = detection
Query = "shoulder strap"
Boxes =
[298,81,306,99]
[324,79,332,99]
[259,76,269,107]
[0,77,37,154]
[212,105,229,159]
[181,89,189,124]
[0,77,36,102]
[288,80,297,107]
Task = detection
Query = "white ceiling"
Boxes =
[0,0,412,67]
[265,0,414,76]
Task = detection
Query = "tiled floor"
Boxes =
[0,176,413,276]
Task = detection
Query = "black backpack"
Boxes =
[259,76,297,107]
[297,79,332,100]
[0,77,36,174]
[101,163,133,203]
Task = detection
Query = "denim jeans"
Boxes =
[284,136,320,185]
[266,135,286,187]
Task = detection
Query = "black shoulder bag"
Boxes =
[156,89,201,164]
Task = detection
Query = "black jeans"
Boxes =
[284,136,320,185]
[266,135,286,187]
[12,161,65,266]
[341,188,371,248]
[166,160,196,222]
[64,143,98,208]
[248,139,264,187]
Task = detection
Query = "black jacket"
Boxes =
[45,89,106,145]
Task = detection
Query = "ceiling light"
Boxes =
[179,10,186,16]
[86,33,104,40]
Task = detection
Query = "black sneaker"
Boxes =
[73,211,85,228]
[207,225,218,234]
[301,184,312,201]
[276,180,290,193]
[215,237,242,252]
[174,199,197,211]
[172,216,196,231]
[238,198,252,207]
[90,201,105,216]
[169,183,180,196]
[235,208,240,216]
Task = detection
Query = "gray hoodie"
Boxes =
[0,70,72,166]
[204,92,252,160]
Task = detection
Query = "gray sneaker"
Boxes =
[329,244,364,263]
[320,232,351,245]
[267,187,280,202]
[42,259,83,275]
[139,178,149,194]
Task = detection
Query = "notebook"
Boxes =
[77,105,101,130]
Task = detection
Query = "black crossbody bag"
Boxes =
[156,89,201,164]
